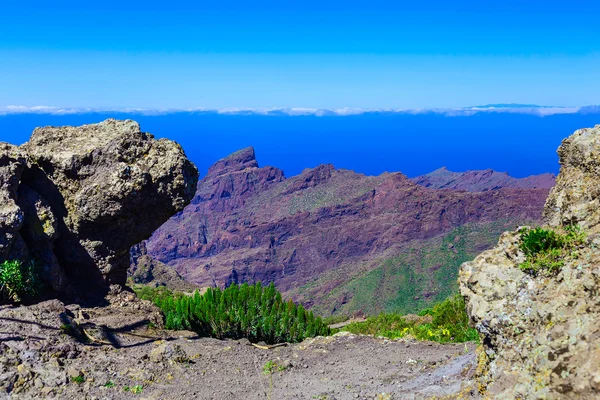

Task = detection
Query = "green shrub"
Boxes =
[518,225,586,276]
[0,260,37,303]
[135,282,331,344]
[342,294,478,343]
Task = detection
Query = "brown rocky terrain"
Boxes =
[0,293,479,399]
[459,124,600,399]
[145,147,550,316]
[412,166,555,192]
[0,119,198,302]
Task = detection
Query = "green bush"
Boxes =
[0,260,37,303]
[135,282,331,344]
[342,294,478,343]
[518,225,586,276]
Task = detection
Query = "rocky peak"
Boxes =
[206,147,259,178]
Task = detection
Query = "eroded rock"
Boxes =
[460,124,600,399]
[0,144,27,260]
[544,124,600,233]
[1,119,198,301]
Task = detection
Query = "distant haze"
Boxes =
[2,110,600,179]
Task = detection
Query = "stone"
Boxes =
[460,124,600,399]
[149,342,189,363]
[0,143,27,260]
[544,125,600,233]
[1,119,198,302]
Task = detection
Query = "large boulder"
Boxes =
[544,125,600,233]
[459,124,600,399]
[1,119,198,301]
[0,144,26,261]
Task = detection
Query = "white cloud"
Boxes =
[0,105,589,117]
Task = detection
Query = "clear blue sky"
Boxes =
[1,1,599,108]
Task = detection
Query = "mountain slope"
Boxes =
[144,148,550,316]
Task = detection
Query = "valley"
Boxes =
[142,147,551,316]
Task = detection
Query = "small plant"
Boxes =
[262,360,280,400]
[123,385,130,392]
[104,380,115,388]
[518,225,586,276]
[0,260,37,302]
[71,374,85,384]
[342,294,478,343]
[131,385,143,394]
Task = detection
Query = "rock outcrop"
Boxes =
[144,146,550,316]
[459,124,600,399]
[412,166,555,192]
[544,125,600,233]
[129,242,198,292]
[0,119,198,301]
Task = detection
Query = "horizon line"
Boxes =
[1,104,598,117]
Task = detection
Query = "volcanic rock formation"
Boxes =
[145,146,550,316]
[459,125,600,399]
[0,119,198,301]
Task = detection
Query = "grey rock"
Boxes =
[460,124,600,399]
[149,342,189,363]
[1,119,198,302]
[0,143,26,260]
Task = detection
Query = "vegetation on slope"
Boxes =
[303,219,529,317]
[135,282,331,344]
[340,294,478,343]
[518,225,586,276]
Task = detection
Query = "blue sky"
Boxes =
[1,1,599,108]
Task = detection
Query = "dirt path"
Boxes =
[0,297,479,400]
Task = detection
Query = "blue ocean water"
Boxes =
[1,112,599,178]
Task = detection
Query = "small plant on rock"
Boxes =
[518,225,586,276]
[71,374,85,384]
[0,260,37,303]
[130,385,143,394]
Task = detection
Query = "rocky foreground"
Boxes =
[459,125,600,399]
[0,292,478,400]
[0,119,198,301]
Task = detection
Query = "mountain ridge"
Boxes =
[142,147,551,315]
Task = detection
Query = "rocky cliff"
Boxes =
[412,167,555,192]
[144,147,550,316]
[459,125,600,399]
[0,119,198,302]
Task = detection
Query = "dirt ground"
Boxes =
[0,292,479,400]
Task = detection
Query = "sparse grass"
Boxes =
[71,374,85,384]
[342,294,479,343]
[518,225,586,276]
[0,260,38,303]
[104,380,115,388]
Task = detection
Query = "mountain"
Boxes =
[143,147,551,316]
[412,167,555,192]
